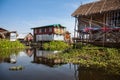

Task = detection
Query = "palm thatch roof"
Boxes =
[72,0,120,17]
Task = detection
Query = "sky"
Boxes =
[0,0,95,36]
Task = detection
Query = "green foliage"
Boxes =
[0,39,25,49]
[46,43,120,75]
[43,41,70,50]
[73,42,83,49]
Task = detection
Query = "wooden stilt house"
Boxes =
[72,0,120,47]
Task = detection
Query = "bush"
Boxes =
[0,39,25,49]
[43,41,70,50]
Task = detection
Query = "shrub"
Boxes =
[43,41,70,50]
[0,39,25,49]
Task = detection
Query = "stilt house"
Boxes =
[31,24,66,42]
[72,0,120,47]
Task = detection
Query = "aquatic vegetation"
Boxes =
[9,66,24,71]
[46,43,120,75]
[0,39,25,49]
[43,41,70,50]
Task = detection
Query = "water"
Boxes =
[0,48,120,80]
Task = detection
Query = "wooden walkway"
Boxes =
[73,38,120,48]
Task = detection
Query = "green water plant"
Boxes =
[0,39,25,49]
[43,41,70,50]
[46,43,120,75]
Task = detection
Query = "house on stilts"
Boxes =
[31,24,66,42]
[72,0,120,47]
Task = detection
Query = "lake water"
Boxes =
[0,48,120,80]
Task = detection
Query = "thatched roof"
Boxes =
[72,0,120,17]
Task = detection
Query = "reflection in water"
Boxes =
[32,48,63,67]
[0,48,120,80]
[0,49,23,63]
[25,48,33,57]
[77,67,120,80]
[4,54,17,64]
[10,54,17,63]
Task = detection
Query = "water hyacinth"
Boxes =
[0,39,25,49]
[46,43,120,75]
[43,41,70,50]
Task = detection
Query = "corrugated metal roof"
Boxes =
[31,24,66,29]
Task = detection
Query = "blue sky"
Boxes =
[0,0,95,36]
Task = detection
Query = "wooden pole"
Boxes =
[89,16,92,42]
[103,13,106,47]
[74,18,77,42]
[117,11,119,26]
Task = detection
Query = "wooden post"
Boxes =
[103,13,107,47]
[117,10,119,27]
[89,16,92,42]
[74,17,77,43]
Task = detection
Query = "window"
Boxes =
[35,29,37,34]
[41,28,45,33]
[45,28,46,32]
[107,11,120,27]
[39,29,42,33]
[49,27,52,32]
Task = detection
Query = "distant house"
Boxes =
[0,28,9,39]
[0,27,17,41]
[31,24,66,42]
[17,33,33,42]
[0,28,8,32]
